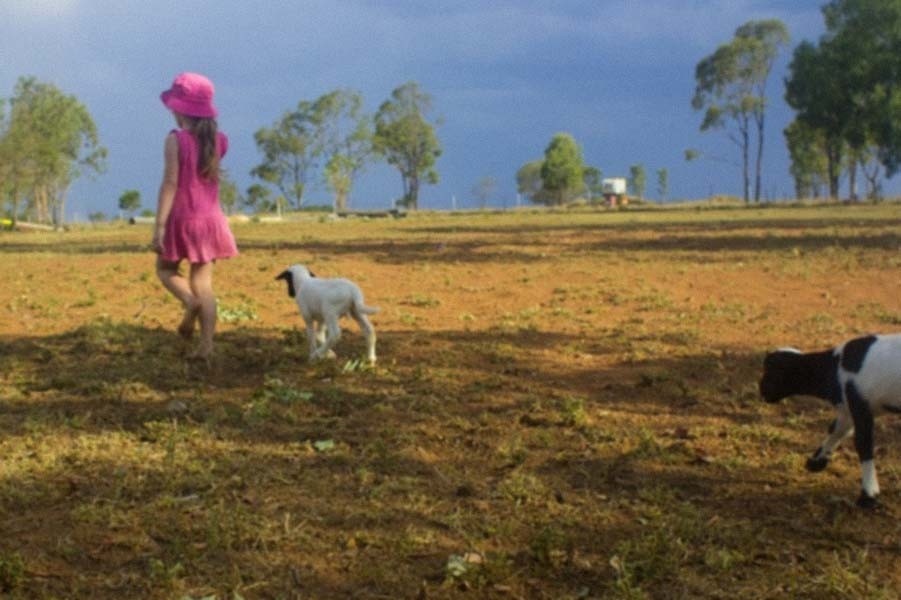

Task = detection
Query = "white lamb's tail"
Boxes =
[352,290,379,315]
[357,303,379,315]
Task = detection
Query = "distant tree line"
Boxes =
[692,20,790,203]
[8,1,901,225]
[692,0,901,203]
[245,81,441,213]
[0,77,106,226]
[515,133,668,206]
[784,0,901,201]
[516,133,595,206]
[1,78,442,225]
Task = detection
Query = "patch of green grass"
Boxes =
[526,528,570,574]
[856,302,901,326]
[635,291,674,312]
[516,306,541,321]
[496,470,547,506]
[558,396,588,427]
[147,557,185,593]
[254,375,314,405]
[609,490,723,596]
[217,302,259,323]
[402,294,441,308]
[72,286,98,308]
[658,329,701,346]
[398,311,421,325]
[497,435,528,467]
[341,358,373,373]
[804,311,846,336]
[610,523,688,597]
[698,301,748,323]
[800,549,898,599]
[0,551,26,593]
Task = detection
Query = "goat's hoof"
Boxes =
[805,456,829,473]
[856,492,879,510]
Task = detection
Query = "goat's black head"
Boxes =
[759,349,804,403]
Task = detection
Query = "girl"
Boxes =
[153,72,238,361]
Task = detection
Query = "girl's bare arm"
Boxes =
[152,133,179,252]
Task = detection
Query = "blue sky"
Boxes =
[1,0,874,217]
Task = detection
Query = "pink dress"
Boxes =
[161,128,239,264]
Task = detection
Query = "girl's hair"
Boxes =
[181,114,220,181]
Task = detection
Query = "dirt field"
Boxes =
[2,205,901,599]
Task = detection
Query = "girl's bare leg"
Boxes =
[156,257,199,338]
[189,261,216,358]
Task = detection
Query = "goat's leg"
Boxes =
[806,410,853,472]
[356,314,377,363]
[846,382,879,508]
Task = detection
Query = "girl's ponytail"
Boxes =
[187,116,220,181]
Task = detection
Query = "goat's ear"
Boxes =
[275,270,296,297]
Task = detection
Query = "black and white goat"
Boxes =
[275,264,378,364]
[760,334,901,508]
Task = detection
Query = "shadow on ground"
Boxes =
[1,319,895,599]
[0,320,770,440]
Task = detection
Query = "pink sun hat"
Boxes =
[160,72,218,118]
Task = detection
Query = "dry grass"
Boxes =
[2,205,901,599]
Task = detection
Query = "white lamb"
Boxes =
[275,264,378,364]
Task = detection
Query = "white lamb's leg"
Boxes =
[806,410,853,472]
[305,318,319,362]
[314,316,340,360]
[356,314,376,364]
